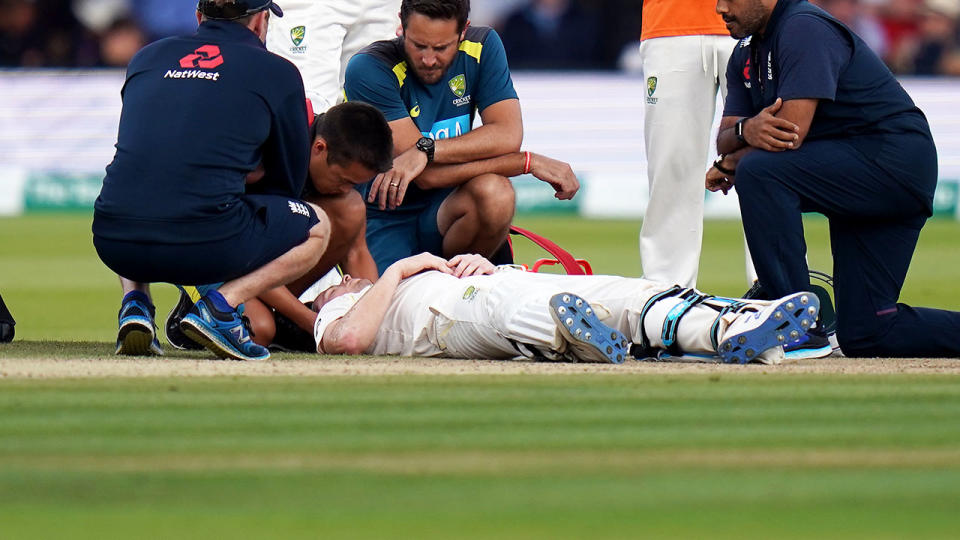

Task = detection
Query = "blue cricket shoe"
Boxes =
[179,295,269,361]
[718,292,820,364]
[550,292,629,364]
[116,291,163,356]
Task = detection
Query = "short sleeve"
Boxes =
[722,47,754,118]
[313,287,370,352]
[472,30,519,113]
[775,15,852,101]
[344,53,410,121]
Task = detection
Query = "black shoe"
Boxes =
[165,289,203,350]
[784,330,833,359]
[0,293,15,343]
[0,322,13,343]
[742,280,769,300]
[271,309,317,352]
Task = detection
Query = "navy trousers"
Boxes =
[735,132,960,357]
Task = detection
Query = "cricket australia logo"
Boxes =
[291,26,305,46]
[448,74,472,107]
[288,201,310,217]
[646,76,658,105]
[289,25,307,54]
[448,74,466,97]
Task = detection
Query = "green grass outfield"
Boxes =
[1,213,959,341]
[2,213,960,538]
[2,375,960,538]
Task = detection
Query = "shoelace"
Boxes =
[240,315,256,339]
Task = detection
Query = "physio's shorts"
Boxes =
[94,194,320,285]
[364,187,452,274]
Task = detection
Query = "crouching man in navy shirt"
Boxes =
[706,0,960,357]
[94,0,330,361]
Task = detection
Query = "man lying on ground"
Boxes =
[307,253,821,364]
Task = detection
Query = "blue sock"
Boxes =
[122,290,151,307]
[205,290,235,313]
[197,282,223,297]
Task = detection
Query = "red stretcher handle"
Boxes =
[509,225,590,275]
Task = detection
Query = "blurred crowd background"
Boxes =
[1,0,958,75]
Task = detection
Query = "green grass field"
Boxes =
[2,213,959,341]
[2,213,960,538]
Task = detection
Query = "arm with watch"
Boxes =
[708,98,817,194]
[368,99,579,210]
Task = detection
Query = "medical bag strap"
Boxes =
[509,225,586,275]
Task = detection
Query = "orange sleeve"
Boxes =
[641,0,729,40]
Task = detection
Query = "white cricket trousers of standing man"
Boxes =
[639,35,756,288]
[266,0,400,112]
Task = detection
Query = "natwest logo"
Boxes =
[179,45,224,69]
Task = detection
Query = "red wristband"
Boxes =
[523,151,532,175]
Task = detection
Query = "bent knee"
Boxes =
[318,190,367,238]
[307,204,331,236]
[835,313,893,357]
[465,174,516,219]
[735,151,780,182]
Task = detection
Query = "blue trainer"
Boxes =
[179,296,269,361]
[549,292,629,364]
[718,292,820,364]
[116,292,163,356]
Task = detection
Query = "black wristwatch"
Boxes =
[735,117,748,144]
[713,154,736,175]
[415,136,435,163]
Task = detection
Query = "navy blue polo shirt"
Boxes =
[94,20,309,244]
[723,0,930,144]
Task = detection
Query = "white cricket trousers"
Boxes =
[432,271,755,360]
[638,34,756,288]
[266,0,400,112]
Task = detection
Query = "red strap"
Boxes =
[306,98,315,127]
[509,225,586,275]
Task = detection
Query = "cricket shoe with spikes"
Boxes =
[550,292,629,364]
[718,292,820,364]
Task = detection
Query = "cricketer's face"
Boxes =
[311,275,373,311]
[308,139,377,195]
[402,13,466,85]
[716,0,773,39]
